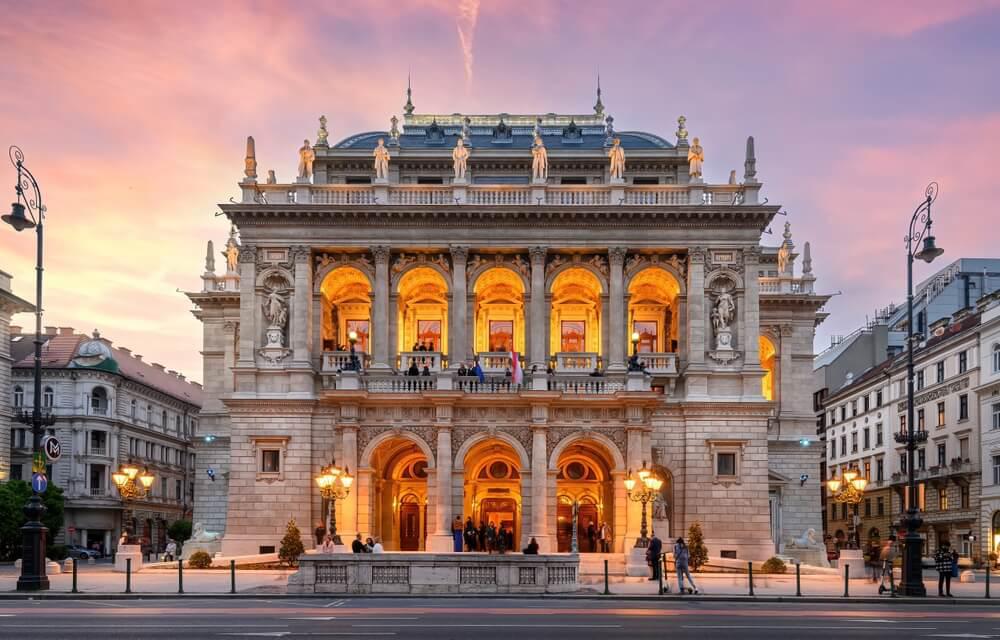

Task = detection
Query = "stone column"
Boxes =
[291,245,311,365]
[686,247,706,364]
[340,425,358,541]
[608,247,627,371]
[742,247,763,398]
[222,322,236,394]
[237,244,257,364]
[625,426,644,545]
[529,247,547,368]
[449,246,469,367]
[371,245,391,369]
[427,426,454,551]
[530,424,552,551]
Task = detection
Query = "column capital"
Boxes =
[529,246,547,264]
[688,246,707,264]
[743,246,761,265]
[238,243,258,264]
[291,245,311,264]
[608,246,627,267]
[371,245,391,265]
[449,245,469,263]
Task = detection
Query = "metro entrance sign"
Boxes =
[41,435,61,461]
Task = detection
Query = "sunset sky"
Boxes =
[2,0,999,382]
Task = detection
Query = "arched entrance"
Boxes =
[397,267,449,356]
[627,267,681,355]
[473,267,525,365]
[462,439,523,550]
[368,436,429,551]
[555,442,615,553]
[320,266,372,353]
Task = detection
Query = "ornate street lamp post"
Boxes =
[628,331,641,371]
[826,467,867,549]
[624,461,663,548]
[893,182,943,597]
[5,146,57,591]
[112,463,155,544]
[316,461,353,545]
[346,330,360,372]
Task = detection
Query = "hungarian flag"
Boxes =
[510,351,523,385]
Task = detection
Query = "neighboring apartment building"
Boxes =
[976,292,1000,560]
[0,269,33,481]
[7,325,202,555]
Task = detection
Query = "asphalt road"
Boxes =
[2,597,999,639]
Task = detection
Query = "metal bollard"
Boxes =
[230,559,236,594]
[178,558,184,594]
[795,561,801,597]
[657,554,664,595]
[603,559,610,595]
[890,564,896,598]
[72,558,78,594]
[843,564,849,597]
[125,558,132,594]
[748,561,754,596]
[987,565,991,599]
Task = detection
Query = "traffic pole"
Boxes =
[987,565,991,599]
[603,559,610,595]
[230,559,237,594]
[748,561,754,596]
[657,554,664,595]
[795,561,801,597]
[843,564,849,597]
[71,558,78,594]
[125,558,132,594]
[178,557,184,594]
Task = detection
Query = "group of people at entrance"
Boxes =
[453,517,515,553]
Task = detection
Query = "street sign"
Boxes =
[41,435,61,461]
[32,472,47,493]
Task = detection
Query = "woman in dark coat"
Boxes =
[934,541,954,597]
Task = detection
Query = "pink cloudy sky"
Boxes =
[2,0,999,382]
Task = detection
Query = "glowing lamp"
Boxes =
[826,478,842,493]
[851,477,868,492]
[624,476,636,492]
[341,469,354,488]
[112,472,127,487]
[348,330,358,342]
[123,465,139,480]
[842,469,858,483]
[631,332,640,342]
[139,470,154,489]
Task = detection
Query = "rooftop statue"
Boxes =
[205,240,215,273]
[224,224,240,274]
[373,138,390,181]
[298,139,315,180]
[266,169,276,184]
[687,137,704,179]
[531,135,548,182]
[452,138,469,181]
[608,138,625,181]
[317,115,329,146]
[244,136,257,180]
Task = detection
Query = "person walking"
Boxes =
[647,534,663,582]
[674,537,700,594]
[935,541,954,597]
[878,534,897,594]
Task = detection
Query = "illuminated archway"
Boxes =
[627,267,681,354]
[397,267,449,354]
[473,267,525,358]
[555,442,615,553]
[550,268,603,355]
[462,439,523,550]
[368,436,429,551]
[760,335,777,401]
[320,266,372,353]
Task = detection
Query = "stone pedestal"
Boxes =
[114,544,143,573]
[625,546,651,577]
[835,549,866,578]
[781,547,829,568]
[182,540,222,560]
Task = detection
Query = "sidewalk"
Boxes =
[0,563,294,594]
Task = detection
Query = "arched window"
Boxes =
[42,386,54,409]
[993,343,1000,373]
[90,387,108,415]
[13,385,24,408]
[161,410,168,428]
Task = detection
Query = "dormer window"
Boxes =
[562,119,581,140]
[425,120,444,144]
[492,118,511,143]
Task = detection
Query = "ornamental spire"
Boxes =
[593,73,605,117]
[403,72,414,116]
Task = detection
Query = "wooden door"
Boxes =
[399,503,421,551]
[578,504,598,552]
[557,503,573,552]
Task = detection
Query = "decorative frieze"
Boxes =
[545,253,609,279]
[313,252,374,276]
[896,376,970,411]
[392,252,451,275]
[623,252,687,280]
[466,253,530,282]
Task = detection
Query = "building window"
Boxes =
[958,351,967,373]
[876,390,883,407]
[840,435,847,457]
[42,387,54,409]
[90,387,108,415]
[937,402,945,427]
[917,409,925,431]
[864,461,871,481]
[917,448,926,470]
[899,415,906,434]
[830,503,836,522]
[961,484,969,509]
[840,406,847,422]
[13,385,23,408]
[863,395,870,413]
[252,436,289,481]
[130,399,137,420]
[994,403,1000,430]
[994,344,1000,372]
[851,400,858,416]
[959,437,969,461]
[176,479,182,500]
[863,428,870,450]
[937,443,946,467]
[938,487,948,510]
[560,320,586,353]
[851,432,858,453]
[864,498,872,518]
[936,361,945,384]
[900,453,907,473]
[175,416,181,432]
[829,442,835,460]
[488,320,515,352]
[261,450,280,473]
[916,371,924,390]
[877,496,884,516]
[633,321,657,354]
[10,463,22,481]
[876,458,884,482]
[708,440,745,484]
[876,425,884,446]
[992,455,1000,485]
[958,394,968,421]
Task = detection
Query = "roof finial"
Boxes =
[404,71,414,116]
[744,135,757,182]
[594,71,605,117]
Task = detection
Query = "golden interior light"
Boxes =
[827,478,842,493]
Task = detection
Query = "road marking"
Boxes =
[87,601,126,608]
[0,625,288,629]
[681,626,937,631]
[925,635,997,639]
[844,619,897,623]
[220,634,290,638]
[350,624,622,628]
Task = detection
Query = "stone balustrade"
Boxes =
[456,375,522,394]
[637,352,678,375]
[323,370,651,395]
[288,552,580,594]
[397,351,444,372]
[322,351,370,372]
[548,376,626,395]
[759,276,815,294]
[477,351,518,373]
[553,352,599,373]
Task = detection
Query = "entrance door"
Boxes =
[556,503,599,552]
[557,503,573,552]
[578,504,599,552]
[399,503,421,551]
[479,498,516,548]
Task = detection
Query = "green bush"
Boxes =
[48,544,69,561]
[188,550,212,568]
[686,521,708,572]
[760,556,788,574]
[0,480,65,560]
[279,518,305,567]
[167,520,192,546]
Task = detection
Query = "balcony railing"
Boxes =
[456,376,523,393]
[322,351,370,372]
[548,376,625,394]
[636,352,678,375]
[477,352,519,374]
[553,352,599,374]
[326,370,651,395]
[759,277,814,294]
[89,445,107,456]
[397,351,444,373]
[89,486,106,497]
[252,183,755,208]
[366,375,436,393]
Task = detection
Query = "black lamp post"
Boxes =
[894,181,943,597]
[4,146,55,591]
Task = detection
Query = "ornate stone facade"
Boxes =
[187,104,828,560]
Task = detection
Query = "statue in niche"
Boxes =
[608,138,625,181]
[452,138,469,181]
[687,137,704,179]
[531,135,548,181]
[373,138,390,181]
[263,289,288,329]
[714,290,735,331]
[298,139,315,179]
[712,287,736,352]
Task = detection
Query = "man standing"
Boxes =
[351,533,364,554]
[647,534,663,582]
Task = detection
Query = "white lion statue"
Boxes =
[788,527,821,550]
[192,522,221,542]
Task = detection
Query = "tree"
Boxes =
[168,519,192,547]
[686,520,708,572]
[279,518,305,567]
[0,480,66,560]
